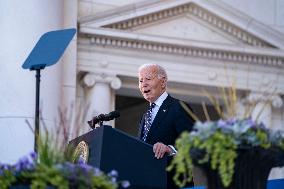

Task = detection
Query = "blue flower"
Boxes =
[191,118,282,148]
[29,151,38,161]
[217,119,227,128]
[1,153,130,188]
[77,162,93,173]
[93,167,102,176]
[108,169,118,178]
[121,180,130,188]
[14,156,35,172]
[226,118,237,125]
[111,177,117,183]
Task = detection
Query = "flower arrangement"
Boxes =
[168,118,284,188]
[0,152,129,189]
[168,81,284,189]
[0,107,130,189]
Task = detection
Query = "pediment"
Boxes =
[80,0,284,49]
[131,14,240,46]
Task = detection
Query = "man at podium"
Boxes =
[137,64,195,189]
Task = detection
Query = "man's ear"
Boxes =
[161,78,166,88]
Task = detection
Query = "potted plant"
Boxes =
[168,86,284,189]
[0,108,130,189]
[0,152,129,189]
[168,118,284,189]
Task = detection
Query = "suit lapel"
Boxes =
[146,96,174,141]
[138,114,146,139]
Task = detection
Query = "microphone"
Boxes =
[87,114,105,128]
[103,110,120,121]
[88,111,120,129]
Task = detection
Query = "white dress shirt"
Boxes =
[150,91,177,156]
[150,91,168,123]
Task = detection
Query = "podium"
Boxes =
[69,126,167,189]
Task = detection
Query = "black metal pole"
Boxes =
[34,69,41,153]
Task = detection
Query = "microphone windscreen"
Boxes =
[110,110,120,118]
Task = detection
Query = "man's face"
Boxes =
[138,66,166,103]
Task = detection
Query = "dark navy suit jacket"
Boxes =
[138,95,195,189]
[138,95,194,145]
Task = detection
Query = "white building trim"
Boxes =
[80,0,284,49]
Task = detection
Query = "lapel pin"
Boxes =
[163,109,166,112]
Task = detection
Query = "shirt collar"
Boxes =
[151,91,168,107]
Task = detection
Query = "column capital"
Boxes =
[245,92,283,108]
[82,72,122,90]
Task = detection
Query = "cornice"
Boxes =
[202,0,284,50]
[79,0,191,25]
[79,27,284,67]
[103,4,272,48]
[79,0,284,49]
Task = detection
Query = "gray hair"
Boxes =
[138,64,168,81]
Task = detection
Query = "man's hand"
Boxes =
[153,142,172,159]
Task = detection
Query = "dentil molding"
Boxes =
[79,0,284,68]
[80,33,284,67]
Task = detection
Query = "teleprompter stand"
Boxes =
[22,28,76,153]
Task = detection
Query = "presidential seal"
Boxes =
[73,141,89,163]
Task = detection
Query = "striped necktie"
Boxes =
[142,103,156,141]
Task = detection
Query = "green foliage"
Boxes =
[0,123,121,189]
[91,175,117,189]
[167,132,194,188]
[0,105,129,189]
[168,131,237,188]
[38,135,65,167]
[200,131,237,187]
[0,132,121,189]
[0,158,119,189]
[25,164,69,189]
[255,129,270,149]
[168,119,284,188]
[174,68,284,188]
[0,169,16,189]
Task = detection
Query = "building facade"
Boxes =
[1,0,284,179]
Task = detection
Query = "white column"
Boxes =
[61,0,77,112]
[247,92,283,128]
[268,95,284,180]
[246,93,284,180]
[0,0,63,163]
[82,73,121,127]
[252,101,272,127]
[236,96,246,118]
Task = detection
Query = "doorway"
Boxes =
[115,94,220,137]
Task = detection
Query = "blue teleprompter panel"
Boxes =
[22,28,76,70]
